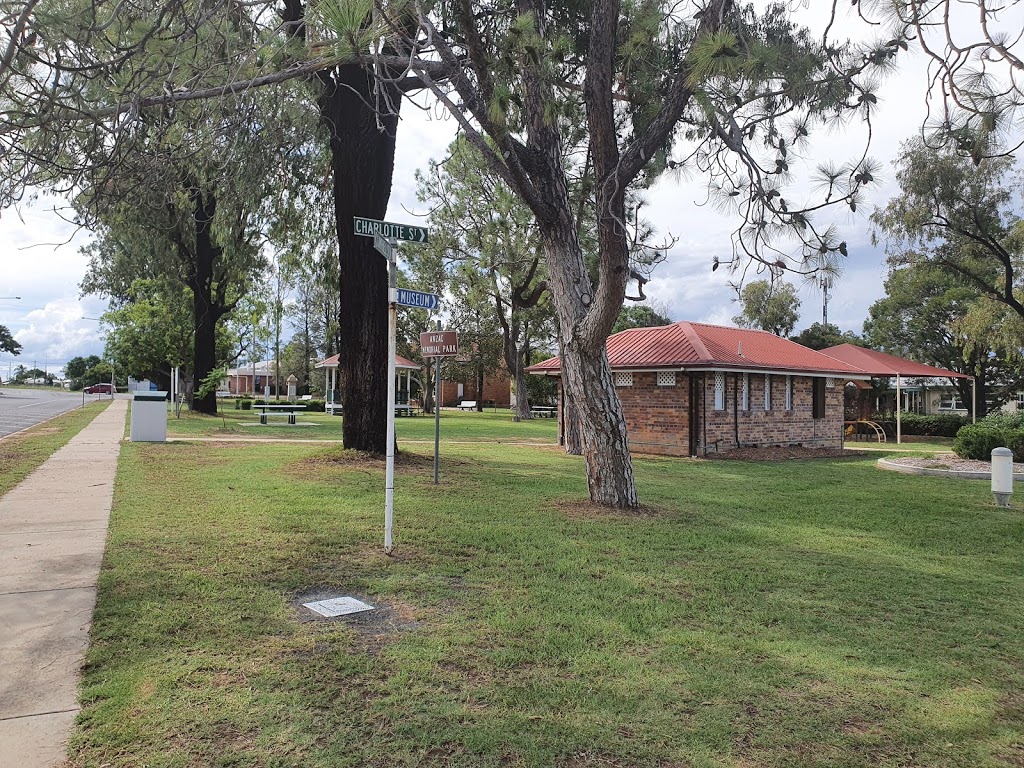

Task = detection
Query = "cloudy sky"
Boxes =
[0,3,1015,376]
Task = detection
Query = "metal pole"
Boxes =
[384,243,398,554]
[972,377,977,423]
[896,374,902,445]
[434,320,441,485]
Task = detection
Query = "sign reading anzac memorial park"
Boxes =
[419,331,458,357]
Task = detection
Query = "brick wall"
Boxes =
[698,372,844,455]
[556,371,845,456]
[439,371,512,407]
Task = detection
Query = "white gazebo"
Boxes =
[315,354,422,415]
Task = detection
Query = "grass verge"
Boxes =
[0,401,110,497]
[72,441,1024,767]
[165,406,559,443]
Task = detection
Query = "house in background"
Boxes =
[528,321,869,457]
[437,368,512,408]
[223,361,281,397]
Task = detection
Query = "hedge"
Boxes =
[953,424,1024,462]
[250,399,326,412]
[897,412,971,438]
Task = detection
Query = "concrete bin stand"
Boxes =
[130,391,168,442]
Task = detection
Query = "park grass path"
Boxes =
[0,398,127,768]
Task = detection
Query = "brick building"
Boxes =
[527,321,869,457]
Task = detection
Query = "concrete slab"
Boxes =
[0,399,126,766]
[0,530,108,592]
[0,588,96,719]
[0,710,78,768]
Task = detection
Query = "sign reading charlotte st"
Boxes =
[354,217,429,243]
[419,331,458,357]
[394,288,440,310]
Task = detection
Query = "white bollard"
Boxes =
[992,447,1013,507]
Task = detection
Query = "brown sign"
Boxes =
[419,331,459,357]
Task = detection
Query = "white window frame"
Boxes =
[764,374,772,411]
[714,372,725,411]
[785,375,793,411]
[742,373,749,411]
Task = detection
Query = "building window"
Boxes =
[826,377,836,388]
[714,372,725,411]
[764,374,772,411]
[741,373,749,411]
[813,378,826,419]
[1017,392,1024,411]
[657,371,676,387]
[614,371,633,387]
[785,375,793,411]
[938,395,965,411]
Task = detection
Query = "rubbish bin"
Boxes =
[130,391,168,442]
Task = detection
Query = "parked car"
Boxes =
[84,382,114,395]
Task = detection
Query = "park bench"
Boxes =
[253,403,306,425]
[457,401,477,411]
[531,406,557,418]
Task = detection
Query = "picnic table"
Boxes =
[531,406,557,418]
[252,403,306,425]
[395,404,420,417]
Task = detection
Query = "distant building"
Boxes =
[528,322,869,457]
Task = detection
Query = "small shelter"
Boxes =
[315,354,422,413]
[528,322,869,457]
[819,344,975,443]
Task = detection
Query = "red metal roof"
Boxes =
[316,354,421,370]
[819,344,972,379]
[527,322,868,376]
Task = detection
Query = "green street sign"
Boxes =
[354,217,429,243]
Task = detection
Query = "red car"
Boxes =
[84,383,114,395]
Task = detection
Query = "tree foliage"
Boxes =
[413,137,556,419]
[863,261,1022,415]
[733,280,801,337]
[790,322,862,350]
[856,0,1024,158]
[612,303,673,334]
[872,138,1024,321]
[0,324,20,355]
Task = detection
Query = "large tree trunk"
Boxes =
[318,63,402,453]
[559,333,636,506]
[189,190,222,416]
[544,228,636,505]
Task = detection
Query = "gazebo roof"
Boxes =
[819,344,972,380]
[315,354,421,371]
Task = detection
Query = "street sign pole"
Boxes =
[358,217,432,555]
[384,238,397,554]
[433,320,441,485]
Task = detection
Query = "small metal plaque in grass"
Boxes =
[303,596,375,618]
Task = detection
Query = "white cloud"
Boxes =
[10,297,107,371]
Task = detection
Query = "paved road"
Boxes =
[0,389,98,439]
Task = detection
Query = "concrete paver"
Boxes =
[0,399,127,768]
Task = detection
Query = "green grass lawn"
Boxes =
[0,401,109,497]
[165,406,560,443]
[70,435,1024,767]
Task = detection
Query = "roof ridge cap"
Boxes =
[678,321,712,362]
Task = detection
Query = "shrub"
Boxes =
[978,410,1024,430]
[953,424,1024,462]
[303,399,326,413]
[239,399,252,410]
[898,412,971,437]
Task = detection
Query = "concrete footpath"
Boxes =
[0,399,127,768]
